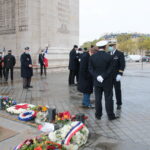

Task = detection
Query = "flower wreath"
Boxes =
[6,103,35,114]
[18,110,36,121]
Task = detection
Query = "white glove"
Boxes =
[97,75,104,83]
[116,74,122,82]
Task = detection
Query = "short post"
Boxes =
[47,108,56,122]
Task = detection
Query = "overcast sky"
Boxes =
[79,0,150,45]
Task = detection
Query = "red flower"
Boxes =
[34,146,42,150]
[47,145,56,150]
[58,112,63,118]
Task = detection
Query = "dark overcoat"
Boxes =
[78,52,93,94]
[39,54,44,65]
[20,53,33,78]
[4,54,16,69]
[68,49,79,71]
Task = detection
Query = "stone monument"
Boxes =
[0,0,79,68]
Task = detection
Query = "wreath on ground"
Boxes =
[18,110,36,121]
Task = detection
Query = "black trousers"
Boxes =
[0,67,2,78]
[113,80,122,106]
[40,64,46,76]
[5,68,14,81]
[95,86,115,118]
[23,77,31,88]
[68,70,79,85]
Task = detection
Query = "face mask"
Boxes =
[108,46,114,52]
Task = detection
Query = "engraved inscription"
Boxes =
[0,0,16,35]
[18,0,28,31]
[57,0,70,34]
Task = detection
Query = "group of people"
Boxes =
[68,40,125,120]
[0,47,47,89]
[0,50,16,81]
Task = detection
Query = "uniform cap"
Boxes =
[96,40,108,47]
[8,50,12,53]
[108,39,117,46]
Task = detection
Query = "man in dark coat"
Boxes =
[108,40,125,110]
[4,50,16,81]
[68,45,79,85]
[20,47,33,89]
[78,48,97,108]
[89,40,117,120]
[39,50,46,76]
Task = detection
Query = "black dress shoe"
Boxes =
[28,86,33,88]
[108,116,119,121]
[117,105,121,110]
[95,114,101,120]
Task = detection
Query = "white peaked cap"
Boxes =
[96,40,108,47]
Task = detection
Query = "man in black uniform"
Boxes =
[68,45,79,85]
[39,50,46,76]
[4,50,16,81]
[20,47,33,89]
[108,40,125,110]
[89,40,117,120]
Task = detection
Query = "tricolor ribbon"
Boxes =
[63,122,85,145]
[14,143,23,150]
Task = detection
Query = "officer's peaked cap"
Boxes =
[96,40,108,47]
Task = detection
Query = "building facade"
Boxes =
[0,0,79,67]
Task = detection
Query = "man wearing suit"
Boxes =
[39,50,46,76]
[89,40,117,120]
[68,45,79,85]
[108,40,125,110]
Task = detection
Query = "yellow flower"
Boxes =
[42,106,48,112]
[57,117,61,120]
[64,115,69,119]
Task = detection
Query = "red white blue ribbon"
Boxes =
[63,122,85,145]
[14,143,23,150]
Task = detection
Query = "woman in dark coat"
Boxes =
[78,48,97,108]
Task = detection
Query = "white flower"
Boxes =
[48,132,57,141]
[63,144,79,150]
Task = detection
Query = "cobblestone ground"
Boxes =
[0,62,150,150]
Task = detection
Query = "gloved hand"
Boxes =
[116,74,122,82]
[97,75,104,83]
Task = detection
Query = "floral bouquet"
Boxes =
[14,135,63,150]
[31,105,49,112]
[0,96,17,110]
[55,111,72,125]
[35,111,48,124]
[48,121,89,150]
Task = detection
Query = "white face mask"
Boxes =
[25,51,29,54]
